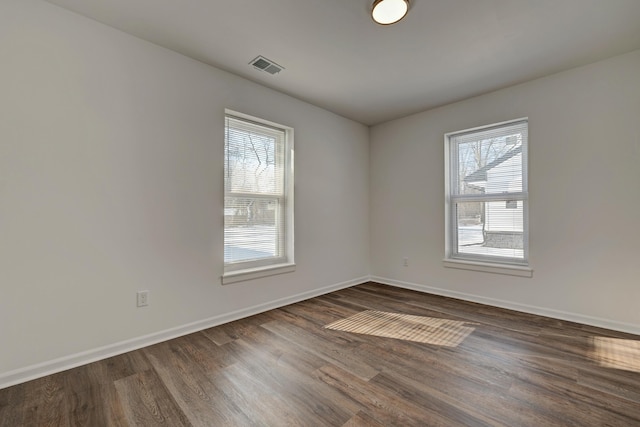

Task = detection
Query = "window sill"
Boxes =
[443,258,532,277]
[222,263,296,285]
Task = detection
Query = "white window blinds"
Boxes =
[224,114,293,273]
[447,119,528,265]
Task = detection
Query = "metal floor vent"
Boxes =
[250,56,284,75]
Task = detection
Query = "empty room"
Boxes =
[1,0,640,425]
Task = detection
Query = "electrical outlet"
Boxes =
[403,257,409,267]
[137,290,149,307]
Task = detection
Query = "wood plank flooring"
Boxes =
[2,282,639,426]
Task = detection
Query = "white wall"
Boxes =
[371,49,640,333]
[0,0,369,386]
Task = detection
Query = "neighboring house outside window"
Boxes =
[444,119,532,277]
[222,111,294,284]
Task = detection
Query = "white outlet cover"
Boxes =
[137,291,149,307]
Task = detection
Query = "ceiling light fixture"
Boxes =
[372,0,409,25]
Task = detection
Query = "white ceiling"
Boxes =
[44,0,640,125]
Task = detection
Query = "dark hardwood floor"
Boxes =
[2,282,639,426]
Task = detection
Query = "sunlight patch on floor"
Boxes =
[589,337,640,373]
[324,310,475,347]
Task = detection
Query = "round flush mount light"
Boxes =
[372,0,410,25]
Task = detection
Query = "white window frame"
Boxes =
[444,118,532,277]
[222,110,295,284]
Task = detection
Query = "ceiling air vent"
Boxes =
[250,56,284,75]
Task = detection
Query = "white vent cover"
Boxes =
[250,56,284,75]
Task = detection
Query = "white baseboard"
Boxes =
[0,276,369,390]
[6,274,636,390]
[371,276,640,336]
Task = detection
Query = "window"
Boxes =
[223,111,294,284]
[444,119,531,276]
